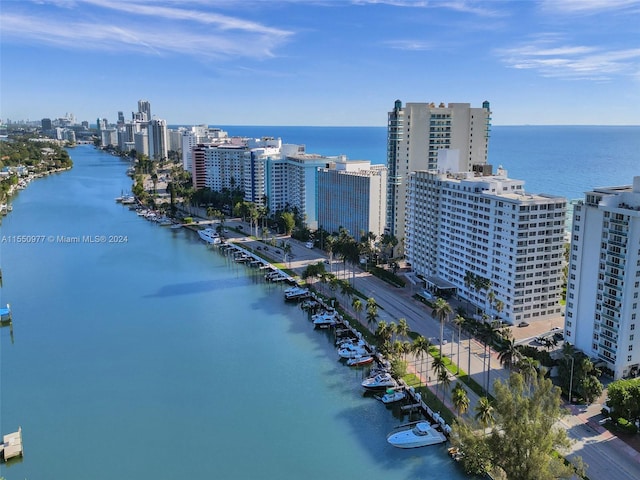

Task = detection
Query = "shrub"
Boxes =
[616,417,638,434]
[183,217,193,224]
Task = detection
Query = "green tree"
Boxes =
[607,378,640,422]
[452,383,470,418]
[474,396,495,434]
[431,297,452,358]
[497,338,521,372]
[431,355,447,400]
[365,297,379,329]
[411,335,431,385]
[351,297,363,323]
[280,211,295,235]
[486,373,578,480]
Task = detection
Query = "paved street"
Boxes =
[216,219,640,480]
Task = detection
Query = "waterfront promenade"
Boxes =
[218,219,640,480]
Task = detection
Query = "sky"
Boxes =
[1,0,639,126]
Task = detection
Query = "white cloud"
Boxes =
[383,39,434,51]
[351,0,506,17]
[497,37,640,81]
[539,0,640,14]
[2,1,293,59]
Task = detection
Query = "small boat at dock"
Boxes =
[346,355,374,367]
[377,388,406,404]
[386,421,446,448]
[361,372,397,391]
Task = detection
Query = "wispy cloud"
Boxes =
[497,36,640,81]
[539,0,640,14]
[351,0,506,17]
[1,0,293,59]
[383,39,434,51]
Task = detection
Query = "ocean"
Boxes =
[217,125,640,201]
[1,126,638,479]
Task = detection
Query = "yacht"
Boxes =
[386,422,447,448]
[198,228,221,244]
[361,373,397,391]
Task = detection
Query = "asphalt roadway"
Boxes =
[217,220,640,480]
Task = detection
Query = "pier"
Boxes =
[1,427,23,462]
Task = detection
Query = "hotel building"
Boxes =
[565,177,640,379]
[148,118,168,161]
[386,100,491,244]
[406,164,566,325]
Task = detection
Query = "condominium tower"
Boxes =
[317,159,388,238]
[386,100,491,243]
[406,166,566,325]
[564,177,640,379]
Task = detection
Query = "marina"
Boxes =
[0,145,465,480]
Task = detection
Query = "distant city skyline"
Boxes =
[1,0,639,126]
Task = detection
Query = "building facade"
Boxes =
[148,118,168,161]
[406,167,566,325]
[317,159,387,238]
[565,177,640,379]
[386,100,491,244]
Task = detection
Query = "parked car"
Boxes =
[518,321,530,327]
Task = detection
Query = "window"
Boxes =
[629,345,633,351]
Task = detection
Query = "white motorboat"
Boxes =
[386,422,447,448]
[284,286,310,301]
[313,311,338,327]
[198,228,221,244]
[378,388,406,404]
[337,344,368,359]
[361,373,397,391]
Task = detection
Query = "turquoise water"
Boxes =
[0,146,464,479]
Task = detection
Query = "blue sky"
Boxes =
[1,0,639,126]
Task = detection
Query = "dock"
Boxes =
[1,427,23,462]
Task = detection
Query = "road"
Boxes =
[219,220,640,480]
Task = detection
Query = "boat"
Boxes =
[170,223,182,229]
[361,372,398,391]
[386,422,447,448]
[337,344,368,358]
[284,286,310,301]
[378,388,406,404]
[312,311,338,327]
[198,228,221,244]
[346,355,374,366]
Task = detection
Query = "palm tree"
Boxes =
[516,356,539,393]
[482,321,501,394]
[325,235,336,274]
[351,297,363,323]
[453,314,465,375]
[438,369,451,403]
[411,336,431,385]
[474,396,494,435]
[432,297,453,358]
[452,383,470,418]
[497,338,521,372]
[431,356,447,399]
[397,318,410,342]
[365,297,379,330]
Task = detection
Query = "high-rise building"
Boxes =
[386,100,491,244]
[406,166,566,325]
[564,177,640,379]
[137,100,151,122]
[41,118,52,130]
[148,118,168,161]
[317,159,387,238]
